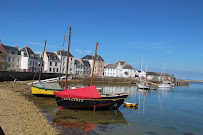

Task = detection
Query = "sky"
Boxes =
[1,0,203,80]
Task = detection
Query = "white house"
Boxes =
[20,46,42,72]
[55,50,75,74]
[104,61,135,77]
[74,59,84,75]
[44,50,60,73]
[104,64,117,77]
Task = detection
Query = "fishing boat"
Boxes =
[54,29,128,110]
[54,86,128,110]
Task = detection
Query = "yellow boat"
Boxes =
[123,102,138,108]
[31,82,63,96]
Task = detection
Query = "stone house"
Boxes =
[0,43,8,70]
[81,55,104,76]
[1,44,21,71]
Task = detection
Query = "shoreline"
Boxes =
[0,81,59,135]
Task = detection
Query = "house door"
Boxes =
[2,65,5,70]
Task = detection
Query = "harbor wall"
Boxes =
[0,71,65,82]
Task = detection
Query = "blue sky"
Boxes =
[1,0,203,80]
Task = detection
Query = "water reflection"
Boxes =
[52,109,128,134]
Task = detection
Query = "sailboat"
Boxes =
[31,40,63,96]
[54,28,129,110]
[137,59,150,90]
[158,65,174,88]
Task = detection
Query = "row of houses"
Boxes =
[0,43,136,77]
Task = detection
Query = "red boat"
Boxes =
[54,86,128,110]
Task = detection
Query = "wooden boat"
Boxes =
[54,86,128,110]
[31,82,63,96]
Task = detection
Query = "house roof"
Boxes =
[47,52,60,61]
[2,45,20,55]
[20,46,41,59]
[104,64,117,69]
[123,64,134,69]
[82,60,90,66]
[56,50,74,57]
[116,61,126,66]
[75,60,83,65]
[82,55,104,61]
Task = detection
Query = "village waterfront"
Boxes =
[0,80,203,135]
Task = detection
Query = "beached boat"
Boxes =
[31,82,63,96]
[54,85,128,110]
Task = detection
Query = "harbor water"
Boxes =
[38,82,203,135]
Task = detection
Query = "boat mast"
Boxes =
[90,42,98,86]
[59,35,66,80]
[145,64,147,82]
[38,40,46,82]
[65,27,71,88]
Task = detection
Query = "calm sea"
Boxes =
[38,82,203,135]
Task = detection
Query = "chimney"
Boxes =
[16,46,18,50]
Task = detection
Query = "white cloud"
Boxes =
[74,49,92,54]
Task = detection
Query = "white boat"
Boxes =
[138,82,150,90]
[158,65,173,88]
[137,61,150,90]
[158,83,172,88]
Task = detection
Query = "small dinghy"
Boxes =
[123,102,138,107]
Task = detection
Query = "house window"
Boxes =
[3,55,6,60]
[8,57,10,61]
[49,68,51,72]
[33,61,34,65]
[55,62,57,66]
[17,58,20,62]
[50,62,52,66]
[13,57,15,62]
[56,68,58,72]
[53,68,55,72]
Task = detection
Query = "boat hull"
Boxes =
[55,94,128,110]
[158,84,172,88]
[31,86,62,96]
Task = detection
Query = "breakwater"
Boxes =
[0,71,65,82]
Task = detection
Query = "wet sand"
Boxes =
[0,81,59,135]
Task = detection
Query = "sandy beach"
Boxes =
[0,81,59,135]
